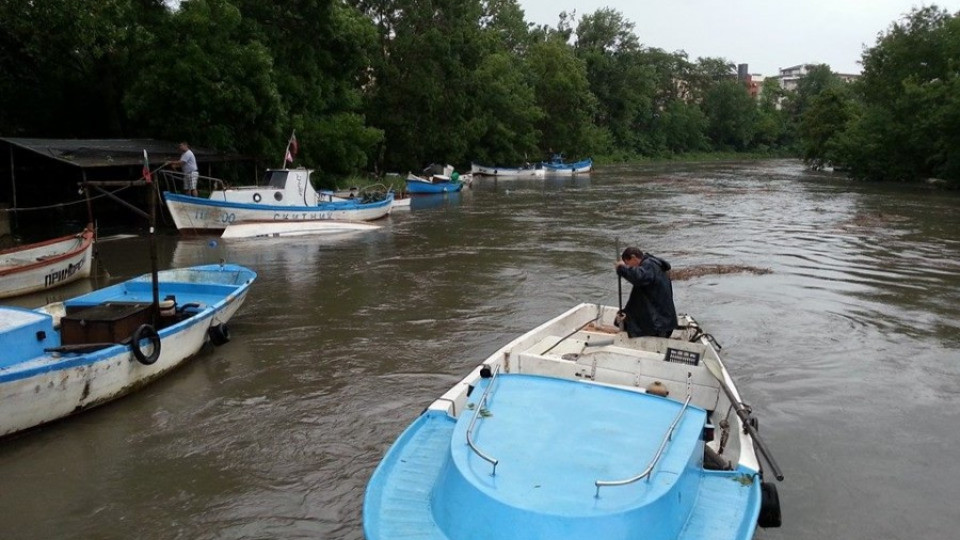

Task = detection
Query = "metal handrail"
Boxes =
[595,391,693,497]
[466,364,501,476]
[158,170,227,196]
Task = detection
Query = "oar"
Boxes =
[615,238,623,312]
[701,351,785,481]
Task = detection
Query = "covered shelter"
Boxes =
[0,138,246,236]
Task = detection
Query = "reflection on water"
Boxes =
[1,160,958,539]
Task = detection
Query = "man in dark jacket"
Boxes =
[615,246,678,338]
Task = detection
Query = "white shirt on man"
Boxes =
[179,149,197,174]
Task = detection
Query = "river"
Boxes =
[1,159,958,539]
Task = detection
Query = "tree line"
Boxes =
[1,0,955,185]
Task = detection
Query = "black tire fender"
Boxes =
[208,323,231,346]
[132,324,161,365]
[758,481,782,528]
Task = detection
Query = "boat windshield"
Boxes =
[262,171,288,189]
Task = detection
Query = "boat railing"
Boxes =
[465,364,501,476]
[158,170,228,196]
[594,374,693,497]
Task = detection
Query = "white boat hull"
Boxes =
[164,192,393,232]
[470,163,545,178]
[221,220,381,239]
[0,264,255,437]
[0,228,94,299]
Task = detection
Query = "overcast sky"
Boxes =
[516,0,960,76]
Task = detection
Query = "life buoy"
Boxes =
[253,193,262,203]
[132,324,161,365]
[208,323,231,346]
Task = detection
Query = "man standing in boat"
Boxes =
[615,246,678,338]
[168,142,199,197]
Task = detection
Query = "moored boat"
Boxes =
[0,263,257,438]
[161,168,393,233]
[405,173,465,194]
[0,225,95,299]
[470,162,545,178]
[542,154,593,175]
[364,303,783,540]
[220,219,381,239]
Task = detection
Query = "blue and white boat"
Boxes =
[542,154,593,175]
[0,263,256,438]
[405,173,465,194]
[162,168,393,232]
[364,303,783,540]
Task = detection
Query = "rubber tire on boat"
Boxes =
[253,193,262,203]
[758,482,782,528]
[132,324,161,365]
[208,323,231,346]
[749,416,759,431]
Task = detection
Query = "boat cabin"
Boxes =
[208,169,334,207]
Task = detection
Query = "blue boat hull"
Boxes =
[542,157,593,174]
[405,179,465,194]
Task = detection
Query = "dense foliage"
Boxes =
[0,0,956,184]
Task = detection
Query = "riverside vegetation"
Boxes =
[1,1,957,187]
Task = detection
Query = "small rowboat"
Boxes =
[0,263,256,438]
[542,155,593,175]
[364,303,783,540]
[0,225,95,299]
[405,173,465,194]
[470,162,545,178]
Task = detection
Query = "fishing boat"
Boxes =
[162,168,393,233]
[542,154,593,175]
[220,219,381,239]
[364,303,783,540]
[405,173,465,194]
[470,162,545,178]
[0,263,256,438]
[0,225,95,299]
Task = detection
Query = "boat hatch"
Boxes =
[432,373,708,537]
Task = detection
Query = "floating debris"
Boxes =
[840,211,908,228]
[670,264,772,281]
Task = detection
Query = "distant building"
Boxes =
[778,63,860,91]
[778,64,814,92]
[737,64,764,99]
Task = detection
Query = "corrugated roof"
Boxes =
[0,138,245,168]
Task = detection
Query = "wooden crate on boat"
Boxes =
[60,303,154,345]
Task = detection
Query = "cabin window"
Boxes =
[262,171,288,189]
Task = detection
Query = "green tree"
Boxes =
[0,0,166,136]
[800,85,857,169]
[576,9,657,154]
[835,6,960,183]
[702,80,757,150]
[124,0,284,159]
[527,35,599,157]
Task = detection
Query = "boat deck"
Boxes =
[365,374,760,540]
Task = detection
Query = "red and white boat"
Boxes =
[0,225,95,299]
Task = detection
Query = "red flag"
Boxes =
[142,149,152,183]
[289,132,298,157]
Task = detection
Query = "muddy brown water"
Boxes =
[1,160,958,539]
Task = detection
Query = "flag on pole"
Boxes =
[283,130,298,166]
[142,150,152,183]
